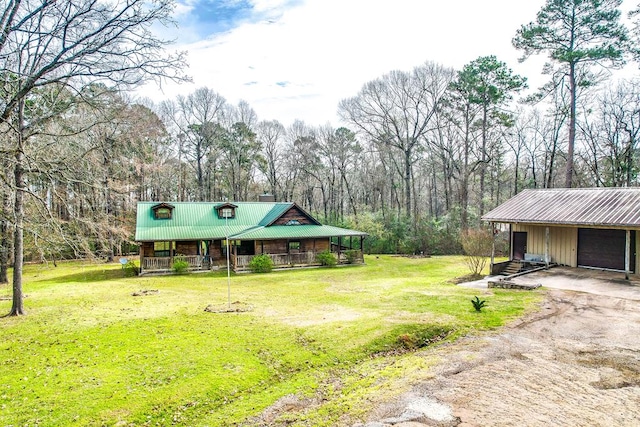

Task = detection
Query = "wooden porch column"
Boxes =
[233,240,238,270]
[545,227,550,269]
[139,244,145,274]
[625,229,631,280]
[490,222,495,275]
[287,239,290,265]
[170,241,174,267]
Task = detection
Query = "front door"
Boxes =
[513,232,527,260]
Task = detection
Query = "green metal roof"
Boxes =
[135,202,366,242]
[232,224,366,240]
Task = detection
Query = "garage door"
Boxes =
[577,229,635,272]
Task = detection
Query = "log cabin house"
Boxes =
[135,200,366,274]
[482,187,640,279]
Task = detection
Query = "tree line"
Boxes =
[2,0,640,315]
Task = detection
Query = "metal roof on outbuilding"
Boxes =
[482,187,640,228]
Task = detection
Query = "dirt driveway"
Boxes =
[358,268,640,427]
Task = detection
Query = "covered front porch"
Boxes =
[139,236,365,274]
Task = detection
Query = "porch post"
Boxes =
[625,229,631,280]
[509,224,513,261]
[490,222,495,275]
[139,244,145,274]
[170,241,174,268]
[545,226,550,269]
[233,240,237,270]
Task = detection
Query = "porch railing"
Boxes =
[142,251,364,273]
[235,250,363,271]
[142,255,203,272]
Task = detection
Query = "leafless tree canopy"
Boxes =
[3,0,640,316]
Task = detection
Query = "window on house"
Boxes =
[153,241,173,257]
[218,206,235,219]
[289,241,301,252]
[285,219,301,225]
[154,208,172,219]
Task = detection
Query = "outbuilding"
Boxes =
[482,187,640,279]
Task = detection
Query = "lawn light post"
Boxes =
[225,214,231,310]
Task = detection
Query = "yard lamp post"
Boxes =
[225,215,231,310]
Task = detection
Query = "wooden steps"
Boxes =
[500,261,523,276]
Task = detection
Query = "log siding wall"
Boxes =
[272,207,314,225]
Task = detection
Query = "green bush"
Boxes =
[172,258,190,274]
[344,249,359,264]
[249,254,273,273]
[316,250,337,267]
[124,261,139,277]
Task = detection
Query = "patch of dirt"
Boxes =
[204,301,253,313]
[392,254,432,259]
[360,289,640,426]
[131,289,159,296]
[243,394,322,426]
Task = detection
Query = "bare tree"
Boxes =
[339,61,454,225]
[256,120,286,200]
[0,0,187,316]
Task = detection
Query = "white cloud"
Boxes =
[139,0,570,127]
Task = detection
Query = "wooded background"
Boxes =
[2,0,640,279]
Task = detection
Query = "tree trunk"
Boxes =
[479,104,488,217]
[10,106,26,316]
[0,216,8,284]
[404,151,412,217]
[0,179,9,284]
[565,62,577,188]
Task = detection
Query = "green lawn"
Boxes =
[0,255,541,426]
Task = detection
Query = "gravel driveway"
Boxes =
[356,267,640,427]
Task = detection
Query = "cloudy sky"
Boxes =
[140,0,560,126]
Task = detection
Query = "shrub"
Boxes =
[461,228,493,276]
[249,254,273,273]
[124,261,139,277]
[172,258,190,274]
[344,249,359,264]
[316,250,337,267]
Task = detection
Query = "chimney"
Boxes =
[258,193,275,202]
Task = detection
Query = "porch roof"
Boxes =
[231,224,367,240]
[482,187,640,227]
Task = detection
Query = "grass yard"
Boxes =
[0,255,541,426]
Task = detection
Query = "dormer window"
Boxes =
[155,208,171,219]
[152,203,174,220]
[216,203,237,219]
[285,219,301,226]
